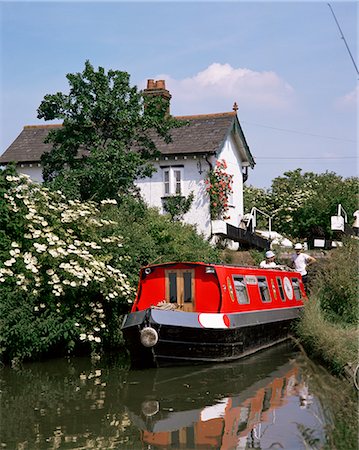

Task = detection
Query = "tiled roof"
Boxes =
[0,125,61,164]
[0,112,254,166]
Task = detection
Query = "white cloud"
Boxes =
[337,86,358,109]
[146,63,295,114]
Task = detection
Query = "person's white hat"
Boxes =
[265,250,275,258]
[294,243,303,250]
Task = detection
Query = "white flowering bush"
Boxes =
[0,166,133,363]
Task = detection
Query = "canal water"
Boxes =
[1,343,329,449]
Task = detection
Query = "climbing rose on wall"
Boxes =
[205,159,233,220]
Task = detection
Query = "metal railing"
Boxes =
[245,207,272,241]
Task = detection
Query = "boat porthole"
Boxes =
[283,277,293,300]
[140,327,158,347]
[141,400,160,417]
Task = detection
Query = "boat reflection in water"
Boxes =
[123,344,319,449]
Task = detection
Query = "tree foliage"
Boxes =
[37,60,183,201]
[244,169,359,240]
[162,192,194,221]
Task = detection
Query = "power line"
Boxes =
[328,3,359,77]
[241,121,356,143]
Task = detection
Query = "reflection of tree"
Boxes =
[0,356,142,449]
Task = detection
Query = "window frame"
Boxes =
[257,276,272,303]
[276,277,286,301]
[291,277,302,300]
[162,166,184,196]
[232,275,250,305]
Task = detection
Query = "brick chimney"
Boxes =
[143,79,172,115]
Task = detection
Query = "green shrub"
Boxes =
[101,195,221,286]
[296,297,358,374]
[313,239,358,324]
[0,168,132,363]
[296,239,359,376]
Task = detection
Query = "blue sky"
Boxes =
[1,0,357,188]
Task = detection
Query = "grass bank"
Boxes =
[295,238,358,449]
[295,238,358,378]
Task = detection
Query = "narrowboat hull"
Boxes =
[121,306,302,368]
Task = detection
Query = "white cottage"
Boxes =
[0,80,258,244]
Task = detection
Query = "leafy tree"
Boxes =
[243,184,272,229]
[244,169,359,241]
[37,60,183,201]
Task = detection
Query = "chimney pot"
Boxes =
[156,80,165,90]
[147,79,155,89]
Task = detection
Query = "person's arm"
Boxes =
[306,255,317,266]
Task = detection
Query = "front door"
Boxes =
[165,269,195,312]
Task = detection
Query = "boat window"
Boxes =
[292,278,302,300]
[257,277,271,303]
[183,271,192,302]
[276,277,286,301]
[233,276,250,304]
[169,272,177,303]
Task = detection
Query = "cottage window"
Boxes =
[292,278,302,300]
[276,277,286,301]
[233,276,250,304]
[162,167,183,196]
[163,169,170,195]
[257,277,271,303]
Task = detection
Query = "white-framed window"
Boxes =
[233,275,250,304]
[162,167,184,196]
[257,276,271,303]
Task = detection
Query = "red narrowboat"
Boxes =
[121,262,306,367]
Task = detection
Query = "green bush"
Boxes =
[0,167,132,363]
[101,195,221,287]
[314,239,358,325]
[297,297,358,374]
[296,239,359,376]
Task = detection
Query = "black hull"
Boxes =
[121,307,302,368]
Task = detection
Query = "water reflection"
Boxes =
[0,343,324,449]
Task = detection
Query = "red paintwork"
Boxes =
[131,262,306,313]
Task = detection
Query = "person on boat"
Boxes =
[259,250,277,268]
[291,243,316,290]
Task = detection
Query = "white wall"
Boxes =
[135,157,213,238]
[216,133,245,228]
[16,165,43,183]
